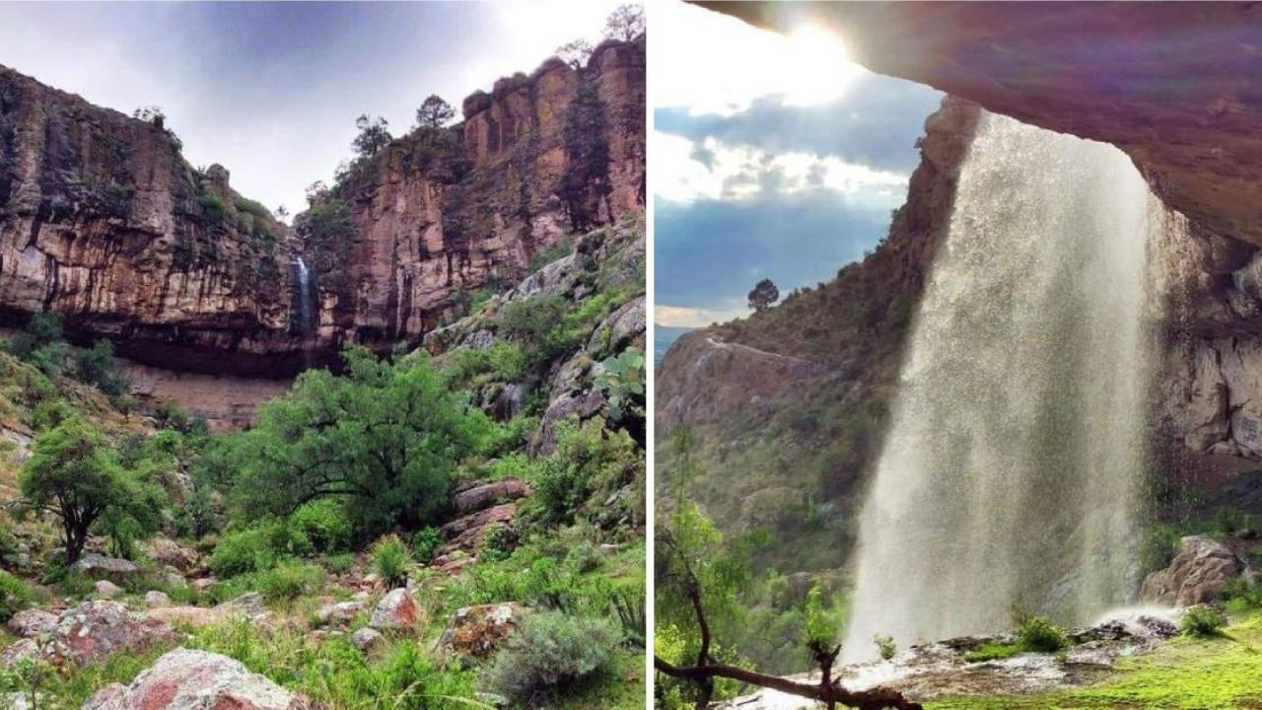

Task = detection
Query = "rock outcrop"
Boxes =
[1141,535,1246,606]
[701,3,1262,247]
[83,648,309,710]
[368,588,423,631]
[1,600,175,667]
[437,602,524,659]
[0,34,644,426]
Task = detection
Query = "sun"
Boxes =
[782,23,858,106]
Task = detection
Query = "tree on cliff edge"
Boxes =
[748,278,780,313]
[352,114,393,159]
[415,95,455,129]
[603,4,645,41]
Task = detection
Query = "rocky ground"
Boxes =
[0,216,646,709]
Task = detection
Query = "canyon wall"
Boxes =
[684,2,1262,476]
[0,36,644,426]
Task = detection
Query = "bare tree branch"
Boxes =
[654,657,923,710]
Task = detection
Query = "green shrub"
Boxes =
[1016,616,1068,653]
[412,527,441,565]
[529,238,572,272]
[325,553,355,575]
[1181,604,1227,637]
[184,623,479,710]
[0,571,32,622]
[873,633,897,661]
[530,418,640,527]
[484,610,618,704]
[290,499,353,554]
[73,340,131,396]
[209,525,278,578]
[480,524,518,563]
[256,561,324,601]
[371,535,410,588]
[197,192,227,223]
[1224,576,1262,613]
[964,640,1027,663]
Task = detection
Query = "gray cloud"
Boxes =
[0,1,623,215]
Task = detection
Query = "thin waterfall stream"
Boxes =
[842,111,1168,661]
[293,256,315,337]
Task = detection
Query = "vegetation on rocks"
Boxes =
[0,213,644,707]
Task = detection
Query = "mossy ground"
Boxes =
[928,613,1262,710]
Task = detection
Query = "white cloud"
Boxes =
[653,130,908,204]
[651,0,860,116]
[655,303,750,328]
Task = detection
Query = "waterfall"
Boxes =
[293,256,315,337]
[842,112,1166,661]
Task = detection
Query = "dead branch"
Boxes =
[654,656,923,710]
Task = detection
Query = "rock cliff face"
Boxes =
[699,2,1262,247]
[679,3,1262,485]
[0,36,644,425]
[305,37,644,357]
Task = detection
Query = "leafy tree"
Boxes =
[352,114,393,159]
[555,39,594,68]
[747,278,780,313]
[74,339,131,397]
[415,95,455,129]
[226,347,496,539]
[18,419,161,563]
[603,4,645,41]
[655,430,918,710]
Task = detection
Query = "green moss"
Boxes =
[930,614,1262,710]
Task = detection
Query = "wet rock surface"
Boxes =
[714,609,1182,709]
[1141,535,1246,606]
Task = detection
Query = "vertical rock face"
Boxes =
[0,66,295,374]
[0,35,644,423]
[315,36,645,354]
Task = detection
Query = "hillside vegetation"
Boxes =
[0,217,645,709]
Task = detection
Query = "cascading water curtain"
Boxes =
[843,111,1166,660]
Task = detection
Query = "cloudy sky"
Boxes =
[652,0,942,327]
[0,1,625,216]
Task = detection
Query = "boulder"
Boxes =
[94,580,122,599]
[436,503,517,557]
[147,592,274,629]
[82,648,309,710]
[147,538,200,573]
[437,602,525,658]
[351,627,383,652]
[586,295,646,354]
[453,479,531,514]
[315,600,365,626]
[535,390,607,455]
[144,591,171,608]
[1141,536,1246,606]
[368,589,422,631]
[70,554,140,581]
[6,609,58,638]
[1,600,175,667]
